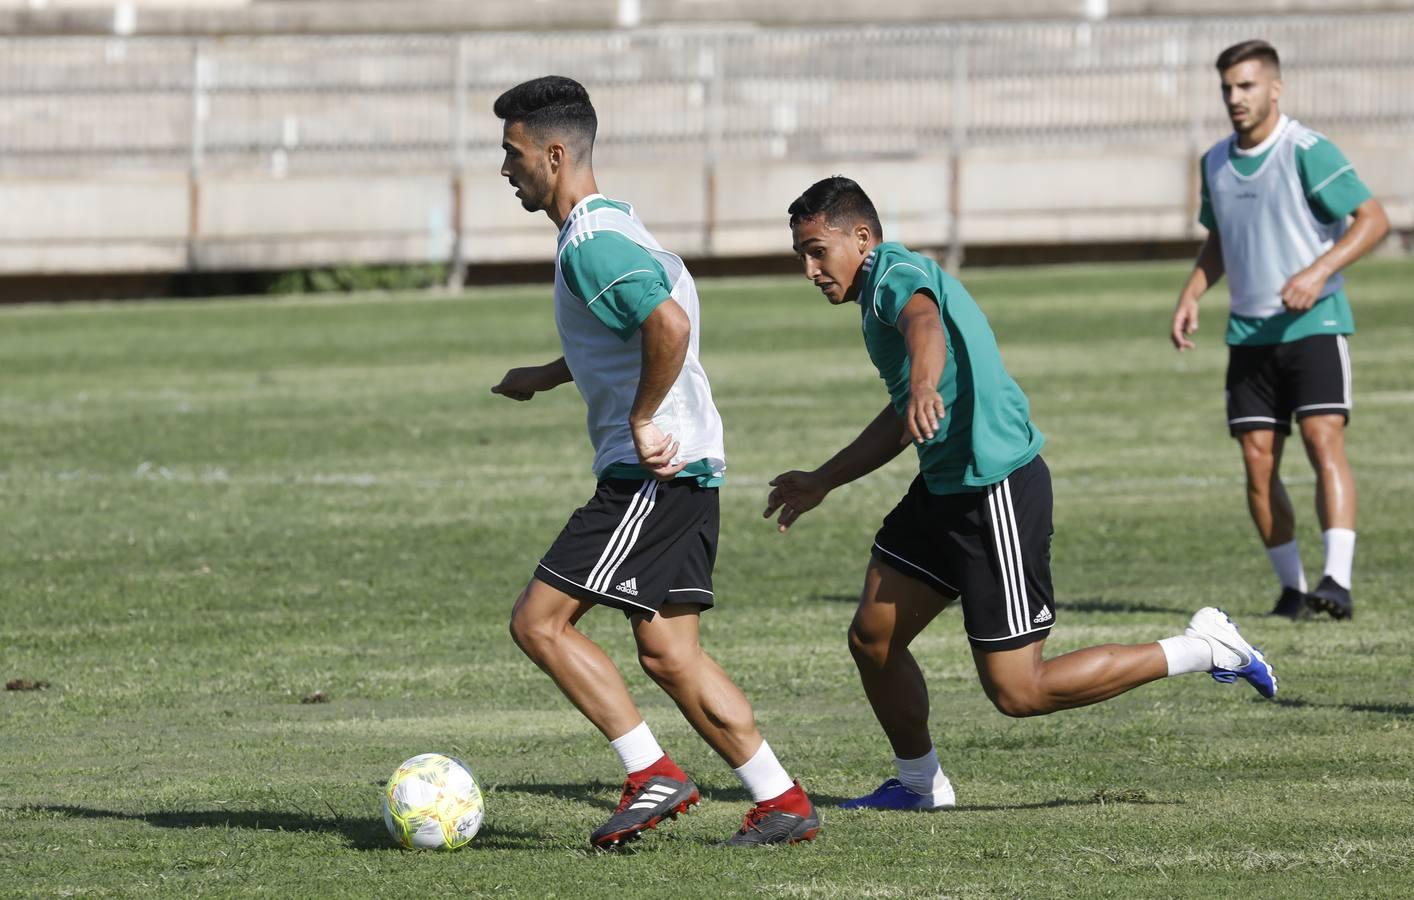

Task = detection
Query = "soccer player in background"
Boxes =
[488,76,819,848]
[767,176,1277,812]
[1170,40,1389,621]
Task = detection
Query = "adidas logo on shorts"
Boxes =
[615,578,640,597]
[1033,607,1052,624]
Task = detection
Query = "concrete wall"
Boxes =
[3,138,1408,277]
[6,0,1414,35]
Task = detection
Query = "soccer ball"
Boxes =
[381,753,484,850]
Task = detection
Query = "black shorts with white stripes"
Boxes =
[1226,333,1352,436]
[872,456,1055,652]
[535,477,717,618]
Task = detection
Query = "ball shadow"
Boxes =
[19,804,540,852]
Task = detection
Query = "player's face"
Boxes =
[1220,60,1281,136]
[791,217,871,305]
[500,121,553,213]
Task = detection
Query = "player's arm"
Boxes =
[491,356,573,401]
[629,299,691,480]
[897,292,946,444]
[1171,233,1225,352]
[764,403,909,533]
[1280,197,1391,311]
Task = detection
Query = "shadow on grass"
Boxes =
[1057,597,1191,617]
[1273,697,1414,717]
[812,593,863,604]
[495,781,850,808]
[20,804,542,851]
[942,796,1180,813]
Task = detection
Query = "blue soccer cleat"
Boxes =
[1186,607,1278,699]
[838,777,956,812]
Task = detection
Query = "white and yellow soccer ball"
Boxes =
[381,753,484,850]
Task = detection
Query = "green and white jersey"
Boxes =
[554,194,725,485]
[857,243,1043,494]
[1199,115,1370,346]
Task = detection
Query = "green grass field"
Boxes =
[3,259,1412,898]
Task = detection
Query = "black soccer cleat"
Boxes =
[1269,585,1312,619]
[1306,575,1353,620]
[721,783,820,847]
[590,772,699,850]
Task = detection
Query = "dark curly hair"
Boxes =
[788,176,883,239]
[493,75,597,155]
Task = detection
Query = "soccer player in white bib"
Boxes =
[489,76,818,849]
[1170,41,1390,620]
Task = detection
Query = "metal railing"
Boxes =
[0,15,1410,177]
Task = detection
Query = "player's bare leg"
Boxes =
[972,639,1168,718]
[1239,429,1295,547]
[633,604,818,846]
[1239,429,1311,616]
[848,560,951,760]
[839,560,958,811]
[631,605,761,766]
[1299,413,1357,618]
[509,578,644,739]
[1300,414,1356,530]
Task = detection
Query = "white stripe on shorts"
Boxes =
[985,483,1020,636]
[1001,479,1032,628]
[1338,334,1352,410]
[586,480,657,592]
[590,480,659,593]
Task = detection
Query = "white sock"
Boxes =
[1322,528,1356,589]
[1158,636,1215,676]
[894,747,949,798]
[1265,540,1307,592]
[732,740,794,803]
[609,721,663,776]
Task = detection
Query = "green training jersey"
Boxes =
[856,243,1043,494]
[1198,116,1370,346]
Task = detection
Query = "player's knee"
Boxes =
[987,683,1048,718]
[847,619,889,670]
[637,646,696,687]
[1241,440,1276,474]
[508,606,557,660]
[1300,426,1342,459]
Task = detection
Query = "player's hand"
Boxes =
[1280,264,1329,312]
[1170,296,1200,351]
[764,470,830,533]
[631,419,687,481]
[904,383,945,445]
[491,366,553,401]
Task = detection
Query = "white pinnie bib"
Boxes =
[1205,116,1347,320]
[553,196,726,479]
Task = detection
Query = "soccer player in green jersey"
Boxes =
[1170,40,1389,620]
[768,176,1277,811]
[488,76,818,848]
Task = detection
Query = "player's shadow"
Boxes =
[812,593,862,604]
[500,781,850,809]
[942,796,1179,813]
[1057,597,1191,617]
[1273,697,1414,717]
[21,804,541,852]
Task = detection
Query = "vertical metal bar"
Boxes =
[445,35,468,290]
[944,28,968,274]
[187,38,206,273]
[702,35,724,258]
[1184,21,1206,242]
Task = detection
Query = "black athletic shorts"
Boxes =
[872,455,1055,652]
[1226,334,1352,436]
[536,477,717,618]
